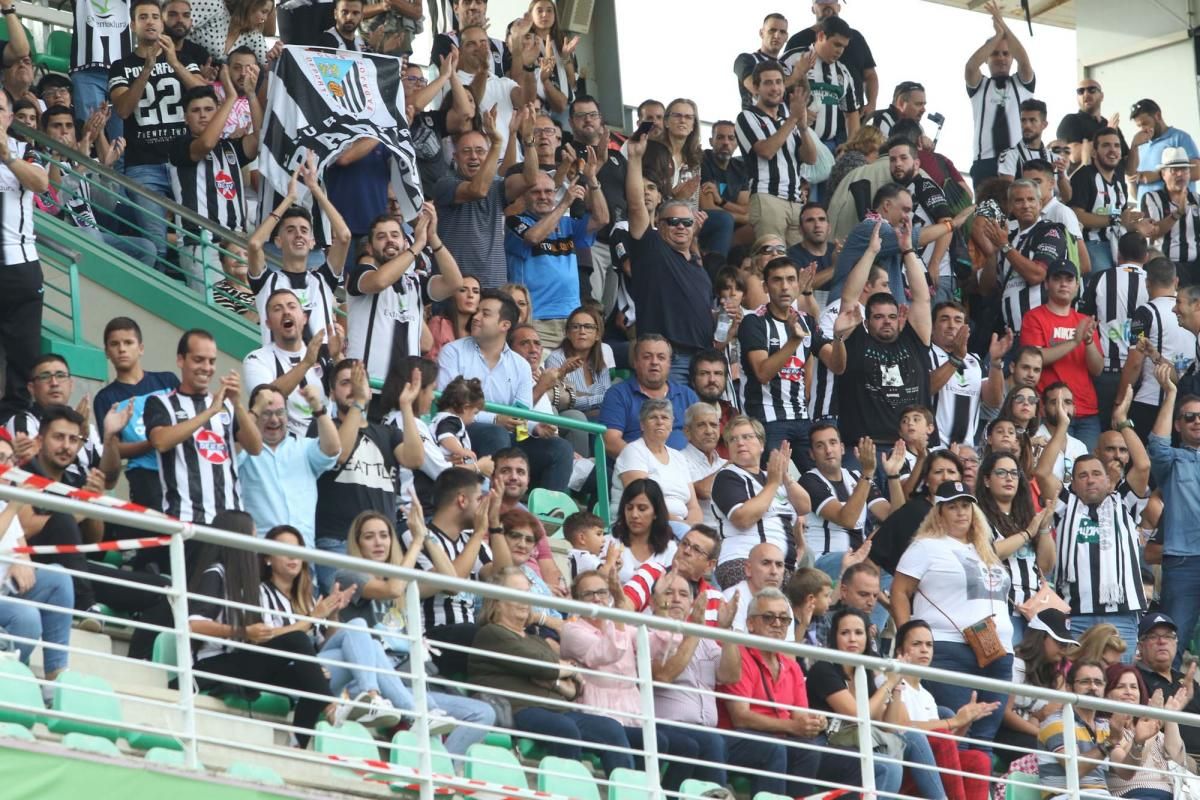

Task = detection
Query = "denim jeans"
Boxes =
[467,422,575,493]
[1069,414,1101,453]
[925,642,1013,753]
[899,728,948,799]
[1070,612,1140,664]
[698,207,735,257]
[669,352,692,386]
[815,732,902,794]
[1086,239,1116,273]
[429,691,494,756]
[122,163,173,263]
[0,566,73,674]
[314,537,348,595]
[71,68,123,141]
[511,706,634,774]
[725,729,821,797]
[1161,554,1200,669]
[322,619,415,709]
[764,418,815,473]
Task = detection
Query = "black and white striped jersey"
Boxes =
[927,344,983,446]
[904,176,952,279]
[997,142,1049,177]
[1070,165,1127,260]
[1129,295,1196,406]
[733,50,789,108]
[72,0,132,72]
[736,104,812,203]
[799,467,882,556]
[404,523,491,628]
[346,258,433,386]
[1079,264,1147,372]
[249,265,341,348]
[1142,189,1200,267]
[1053,488,1146,616]
[0,140,40,265]
[785,48,859,143]
[737,307,823,423]
[966,73,1036,161]
[990,520,1040,608]
[1001,218,1067,335]
[168,136,250,234]
[143,391,241,524]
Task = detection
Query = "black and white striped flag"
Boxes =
[258,45,424,233]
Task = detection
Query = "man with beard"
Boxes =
[785,202,835,280]
[1134,612,1200,750]
[1056,79,1126,173]
[869,80,925,137]
[928,301,1008,446]
[163,0,214,79]
[238,382,340,549]
[1071,127,1150,273]
[962,0,1036,182]
[1097,385,1150,524]
[346,205,463,389]
[568,94,627,316]
[701,121,752,246]
[733,13,791,108]
[429,0,506,78]
[735,60,818,245]
[886,136,957,302]
[834,212,933,454]
[243,289,337,438]
[318,0,365,50]
[999,100,1072,200]
[688,349,734,425]
[1037,660,1139,793]
[1126,98,1200,201]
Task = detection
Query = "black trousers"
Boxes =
[0,260,42,411]
[110,468,170,573]
[427,622,479,677]
[196,631,331,747]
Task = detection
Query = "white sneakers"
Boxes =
[335,691,459,737]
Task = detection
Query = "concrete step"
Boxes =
[117,684,289,750]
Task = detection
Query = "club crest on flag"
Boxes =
[307,53,372,115]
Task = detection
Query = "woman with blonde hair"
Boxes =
[739,234,787,309]
[892,481,1014,754]
[501,283,533,325]
[656,98,703,207]
[1070,623,1128,667]
[828,125,886,197]
[525,0,578,122]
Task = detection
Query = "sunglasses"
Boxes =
[1050,146,1070,155]
[1181,412,1200,423]
[662,217,695,228]
[1076,86,1101,95]
[756,244,787,255]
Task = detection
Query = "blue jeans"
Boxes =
[1069,414,1101,453]
[1070,612,1139,664]
[764,418,815,473]
[669,352,692,386]
[1161,555,1200,669]
[725,729,821,797]
[122,163,172,263]
[70,68,123,141]
[467,422,575,493]
[314,537,348,595]
[815,732,902,794]
[511,706,634,775]
[1011,612,1028,650]
[660,723,727,785]
[1086,239,1116,273]
[900,728,948,799]
[430,691,494,757]
[0,566,73,674]
[323,618,415,709]
[925,643,1012,753]
[698,208,735,257]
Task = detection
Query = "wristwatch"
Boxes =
[1114,419,1135,432]
[999,244,1013,257]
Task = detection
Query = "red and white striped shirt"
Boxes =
[622,561,723,625]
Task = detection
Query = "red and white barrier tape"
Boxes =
[1,535,173,556]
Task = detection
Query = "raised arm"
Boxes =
[190,67,238,162]
[247,166,299,278]
[1033,411,1068,500]
[988,2,1034,84]
[901,215,931,344]
[839,221,882,307]
[1151,362,1179,440]
[300,152,351,276]
[454,108,504,203]
[624,134,651,239]
[1112,386,1150,497]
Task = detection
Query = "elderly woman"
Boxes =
[892,481,1014,754]
[561,570,700,791]
[680,403,726,530]
[1105,663,1195,800]
[468,567,637,775]
[827,125,886,198]
[611,399,702,533]
[649,571,741,786]
[710,415,811,589]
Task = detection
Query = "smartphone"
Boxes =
[632,120,654,141]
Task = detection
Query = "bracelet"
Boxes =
[948,354,966,369]
[311,406,328,418]
[350,401,366,415]
[886,473,902,480]
[431,244,444,253]
[1,8,15,15]
[943,220,954,235]
[269,212,281,220]
[488,526,504,534]
[900,249,915,257]
[801,290,813,296]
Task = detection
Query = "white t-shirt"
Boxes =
[876,676,940,722]
[434,70,519,162]
[0,504,23,589]
[242,343,326,438]
[1043,197,1084,239]
[1034,423,1088,483]
[895,536,1014,653]
[612,439,693,520]
[681,443,726,530]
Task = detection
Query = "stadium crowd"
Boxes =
[0,0,1199,795]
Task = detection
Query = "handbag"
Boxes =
[827,720,907,761]
[919,589,1007,669]
[1017,582,1070,622]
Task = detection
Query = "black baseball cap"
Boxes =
[1138,612,1177,639]
[934,481,977,504]
[1030,609,1079,646]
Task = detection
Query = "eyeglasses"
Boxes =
[1073,678,1106,687]
[32,370,70,383]
[679,538,713,559]
[572,110,600,120]
[532,127,559,136]
[257,409,287,420]
[579,588,611,601]
[402,75,428,86]
[567,322,598,332]
[751,613,792,627]
[1142,631,1178,642]
[668,112,695,122]
[506,532,537,545]
[727,432,759,444]
[0,453,13,465]
[1180,412,1200,423]
[1076,86,1101,95]
[990,468,1021,479]
[756,244,787,255]
[662,217,695,228]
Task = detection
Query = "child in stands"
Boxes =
[562,510,619,583]
[430,376,492,475]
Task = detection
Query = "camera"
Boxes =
[926,112,946,126]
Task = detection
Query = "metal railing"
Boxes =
[0,481,1198,800]
[38,237,84,348]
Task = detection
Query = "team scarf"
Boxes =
[258,45,424,237]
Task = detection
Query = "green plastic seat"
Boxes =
[482,731,513,749]
[226,761,285,786]
[145,746,201,769]
[0,720,35,741]
[464,743,528,789]
[1005,771,1043,800]
[150,632,178,684]
[753,793,793,800]
[732,775,753,795]
[49,672,123,742]
[515,736,545,762]
[607,767,652,800]
[537,755,600,800]
[215,689,292,717]
[62,731,123,757]
[679,778,724,798]
[35,29,70,74]
[389,730,455,774]
[314,720,382,761]
[528,488,578,527]
[0,659,46,729]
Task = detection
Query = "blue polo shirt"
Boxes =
[1135,126,1199,200]
[505,212,594,320]
[237,434,339,549]
[94,371,180,473]
[597,379,698,451]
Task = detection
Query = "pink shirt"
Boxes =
[648,630,722,726]
[560,620,641,725]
